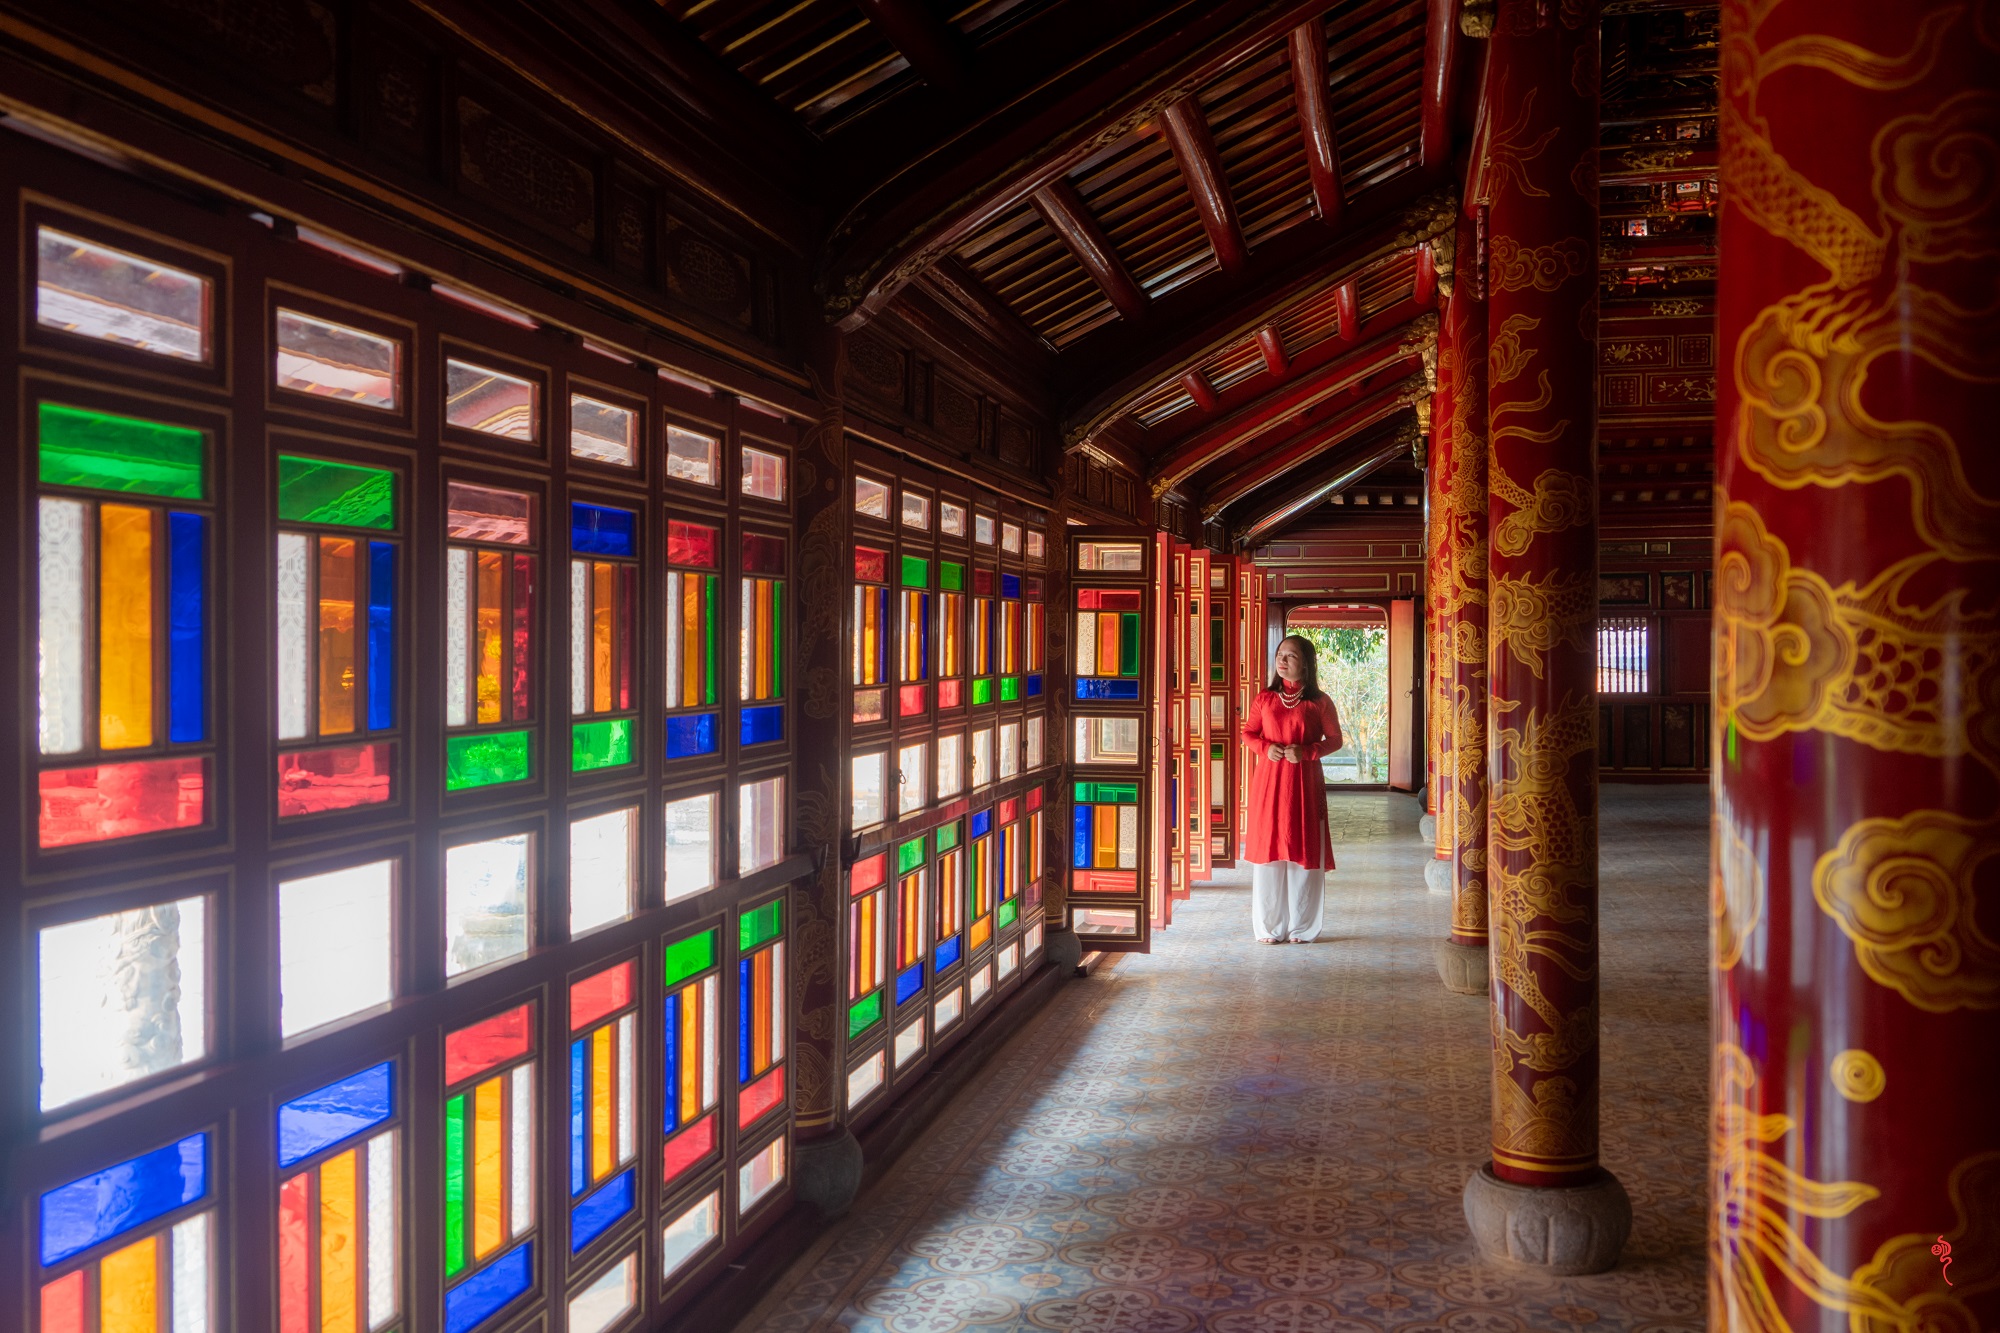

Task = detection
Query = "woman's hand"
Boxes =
[1270,742,1303,763]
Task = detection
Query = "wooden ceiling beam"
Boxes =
[1032,179,1151,323]
[1288,20,1346,227]
[1235,419,1418,543]
[1161,96,1250,276]
[1181,369,1223,412]
[1256,325,1289,377]
[1412,245,1436,308]
[1202,379,1419,517]
[857,0,972,94]
[914,258,1055,370]
[1336,279,1360,342]
[1419,0,1462,170]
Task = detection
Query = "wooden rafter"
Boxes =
[1161,96,1249,276]
[1256,325,1289,376]
[1419,0,1461,170]
[1288,20,1345,227]
[1032,179,1150,322]
[1201,377,1419,516]
[915,258,1055,367]
[857,0,972,93]
[1235,418,1417,542]
[1181,369,1222,412]
[1335,279,1360,341]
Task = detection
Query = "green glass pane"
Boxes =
[703,575,720,705]
[900,555,928,588]
[445,729,532,790]
[847,990,883,1040]
[277,454,395,528]
[1210,617,1226,681]
[940,561,964,591]
[571,717,633,771]
[1075,781,1139,804]
[38,402,205,499]
[897,836,926,875]
[1118,613,1142,676]
[999,898,1018,929]
[999,676,1021,702]
[663,929,719,988]
[740,898,783,951]
[443,1094,467,1277]
[936,820,960,852]
[970,677,993,706]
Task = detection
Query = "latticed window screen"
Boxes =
[1597,617,1651,694]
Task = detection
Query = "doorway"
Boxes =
[1285,603,1392,786]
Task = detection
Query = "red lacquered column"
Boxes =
[1436,204,1490,995]
[1425,283,1457,886]
[1712,1,2000,1325]
[1464,0,1627,1273]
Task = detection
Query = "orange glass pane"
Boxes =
[98,504,155,749]
[98,1234,158,1333]
[592,561,614,713]
[476,550,503,724]
[472,1076,504,1258]
[318,537,357,735]
[591,1024,614,1180]
[320,1150,359,1333]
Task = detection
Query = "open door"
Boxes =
[1387,596,1416,790]
[1205,554,1235,872]
[1068,528,1159,953]
[1181,548,1212,892]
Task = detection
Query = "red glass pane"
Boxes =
[511,553,533,720]
[898,684,927,717]
[853,546,887,583]
[850,853,887,896]
[445,1002,534,1085]
[973,569,994,594]
[1077,588,1143,610]
[938,679,962,708]
[278,743,394,817]
[39,1272,85,1333]
[1027,786,1043,811]
[279,1172,311,1333]
[741,532,785,575]
[1025,576,1044,598]
[998,798,1019,823]
[38,757,207,848]
[1073,870,1138,894]
[740,1065,785,1127]
[570,960,635,1032]
[667,520,717,569]
[663,1114,714,1184]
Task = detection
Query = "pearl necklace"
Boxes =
[1278,684,1304,709]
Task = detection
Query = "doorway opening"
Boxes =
[1286,604,1390,786]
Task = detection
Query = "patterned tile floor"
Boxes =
[737,787,1709,1332]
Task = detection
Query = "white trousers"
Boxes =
[1250,859,1325,941]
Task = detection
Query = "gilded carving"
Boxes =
[1491,571,1595,679]
[1813,809,2000,1012]
[1491,465,1592,557]
[1827,1049,1885,1103]
[1713,791,1764,971]
[1489,235,1591,293]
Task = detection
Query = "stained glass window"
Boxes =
[443,1005,537,1332]
[1074,587,1143,700]
[277,1064,400,1333]
[852,545,889,724]
[569,962,639,1254]
[37,1135,213,1333]
[739,533,785,747]
[445,482,535,791]
[665,519,721,760]
[662,928,722,1187]
[998,798,1023,930]
[897,741,927,816]
[737,899,786,1130]
[969,571,994,704]
[900,490,930,530]
[937,561,965,710]
[570,501,637,773]
[848,854,887,1040]
[854,475,890,520]
[969,809,995,953]
[895,835,928,1011]
[851,751,885,831]
[935,820,964,972]
[899,554,930,718]
[1027,787,1045,915]
[37,403,215,846]
[939,500,967,538]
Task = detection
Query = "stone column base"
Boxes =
[1418,812,1437,843]
[1434,938,1488,994]
[1462,1164,1631,1275]
[793,1127,864,1218]
[1424,857,1453,894]
[1045,927,1084,974]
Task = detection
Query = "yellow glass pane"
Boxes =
[320,1150,359,1333]
[473,1076,504,1258]
[591,1025,613,1180]
[98,1234,158,1333]
[318,536,357,735]
[678,986,700,1125]
[679,580,701,706]
[98,504,155,749]
[476,550,503,724]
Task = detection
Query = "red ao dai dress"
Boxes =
[1241,686,1343,940]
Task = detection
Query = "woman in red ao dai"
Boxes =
[1240,634,1343,942]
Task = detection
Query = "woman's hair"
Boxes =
[1268,633,1324,701]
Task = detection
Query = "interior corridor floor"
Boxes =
[736,786,1709,1332]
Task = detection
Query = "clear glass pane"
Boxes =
[851,752,885,830]
[1026,529,1046,562]
[280,861,393,1036]
[1026,716,1044,769]
[661,1192,720,1279]
[569,807,635,937]
[897,742,926,815]
[741,446,785,502]
[38,498,86,755]
[940,501,967,538]
[664,792,718,903]
[444,835,530,978]
[1077,541,1143,572]
[275,310,399,409]
[1000,522,1021,554]
[974,513,995,545]
[854,476,889,519]
[900,491,930,530]
[36,227,209,362]
[444,359,538,441]
[569,394,636,466]
[998,722,1020,780]
[739,777,784,873]
[39,895,207,1109]
[666,424,718,485]
[936,733,963,799]
[445,482,531,545]
[1074,716,1142,764]
[567,1252,636,1333]
[972,728,992,787]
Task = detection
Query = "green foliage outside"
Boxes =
[1294,625,1389,784]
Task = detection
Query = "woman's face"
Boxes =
[1275,640,1305,683]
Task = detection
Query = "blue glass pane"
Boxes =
[367,541,396,730]
[1001,573,1021,599]
[895,961,924,1006]
[666,712,718,759]
[167,513,206,743]
[739,704,783,747]
[1076,677,1141,701]
[1072,806,1093,869]
[971,810,992,838]
[277,1062,393,1168]
[662,991,681,1136]
[935,933,961,972]
[40,1134,207,1266]
[444,1241,533,1333]
[571,502,636,557]
[569,1039,588,1197]
[1026,673,1043,698]
[570,1169,635,1253]
[737,956,753,1084]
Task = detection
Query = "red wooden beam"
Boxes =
[1161,96,1249,277]
[1336,279,1360,341]
[1032,179,1150,322]
[1419,0,1461,170]
[912,257,1055,368]
[857,0,971,94]
[1181,369,1222,413]
[1288,20,1345,227]
[1202,379,1419,517]
[1413,243,1436,307]
[1148,326,1424,494]
[1237,420,1418,542]
[1256,325,1289,377]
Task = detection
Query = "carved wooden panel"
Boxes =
[609,177,656,283]
[931,375,980,447]
[358,33,437,168]
[996,413,1033,469]
[1659,703,1699,769]
[1667,614,1711,695]
[1599,572,1650,604]
[664,217,754,329]
[847,335,907,406]
[456,92,598,250]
